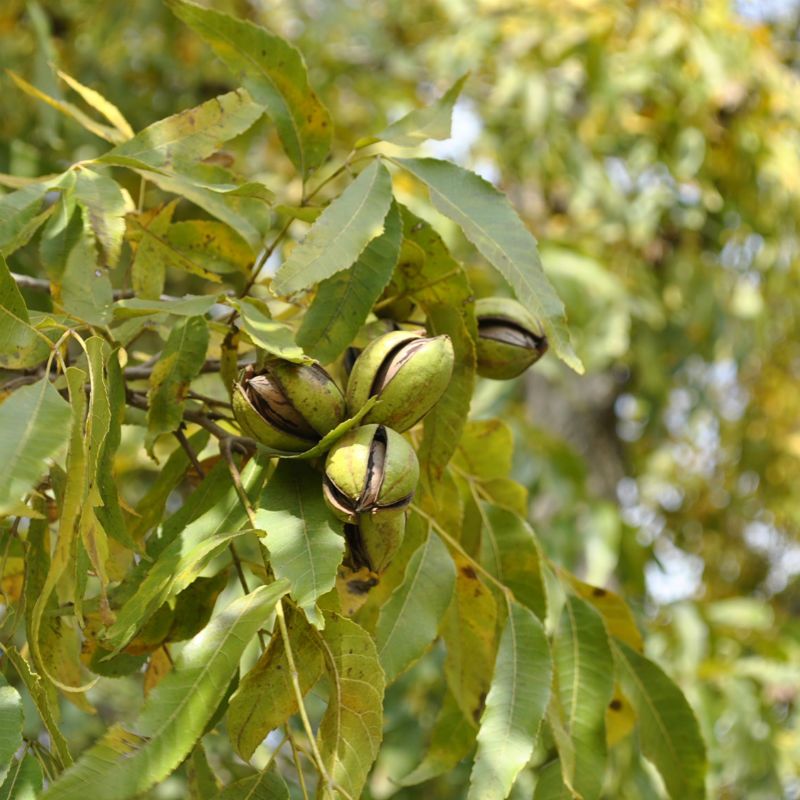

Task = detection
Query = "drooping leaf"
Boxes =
[0,254,51,368]
[41,581,290,800]
[229,298,310,363]
[468,602,552,800]
[105,457,269,651]
[479,504,547,621]
[375,529,455,683]
[56,69,134,140]
[74,168,129,266]
[316,614,385,800]
[99,90,262,172]
[398,690,476,787]
[169,0,332,177]
[0,675,23,785]
[0,182,51,258]
[454,419,515,481]
[393,157,582,372]
[228,607,324,760]
[0,753,43,800]
[147,315,209,437]
[442,554,499,725]
[553,596,614,800]
[612,641,707,800]
[272,159,394,295]
[215,769,290,800]
[0,379,71,517]
[6,71,124,144]
[166,220,254,275]
[366,74,468,148]
[256,461,345,628]
[296,200,402,364]
[2,648,71,769]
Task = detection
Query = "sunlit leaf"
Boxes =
[228,297,310,363]
[316,613,385,800]
[256,461,344,627]
[393,157,582,372]
[613,641,707,800]
[169,0,332,176]
[468,601,552,800]
[296,200,402,364]
[375,529,455,683]
[56,69,134,140]
[41,581,290,800]
[272,159,393,295]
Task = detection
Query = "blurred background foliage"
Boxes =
[2,0,799,797]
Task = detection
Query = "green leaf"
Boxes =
[168,572,228,642]
[105,457,269,651]
[99,90,262,172]
[295,200,402,364]
[396,208,477,480]
[454,419,515,480]
[2,648,71,769]
[479,504,547,621]
[41,581,290,800]
[372,74,468,147]
[0,379,71,517]
[612,641,707,800]
[0,753,43,800]
[316,613,385,800]
[398,690,476,787]
[169,0,332,177]
[56,69,134,140]
[187,743,219,799]
[442,554,499,725]
[137,171,264,250]
[166,220,254,275]
[255,461,345,628]
[375,530,455,683]
[58,220,113,326]
[74,168,129,266]
[0,254,51,368]
[0,182,52,258]
[532,761,572,800]
[113,295,219,320]
[272,159,393,295]
[147,315,209,437]
[554,596,614,800]
[0,675,23,785]
[468,602,552,800]
[216,769,289,800]
[228,607,324,760]
[229,298,310,363]
[392,157,582,372]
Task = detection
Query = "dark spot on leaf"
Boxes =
[592,587,607,598]
[609,698,623,711]
[461,565,477,580]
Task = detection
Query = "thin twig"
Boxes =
[123,358,250,380]
[286,725,311,800]
[173,429,206,480]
